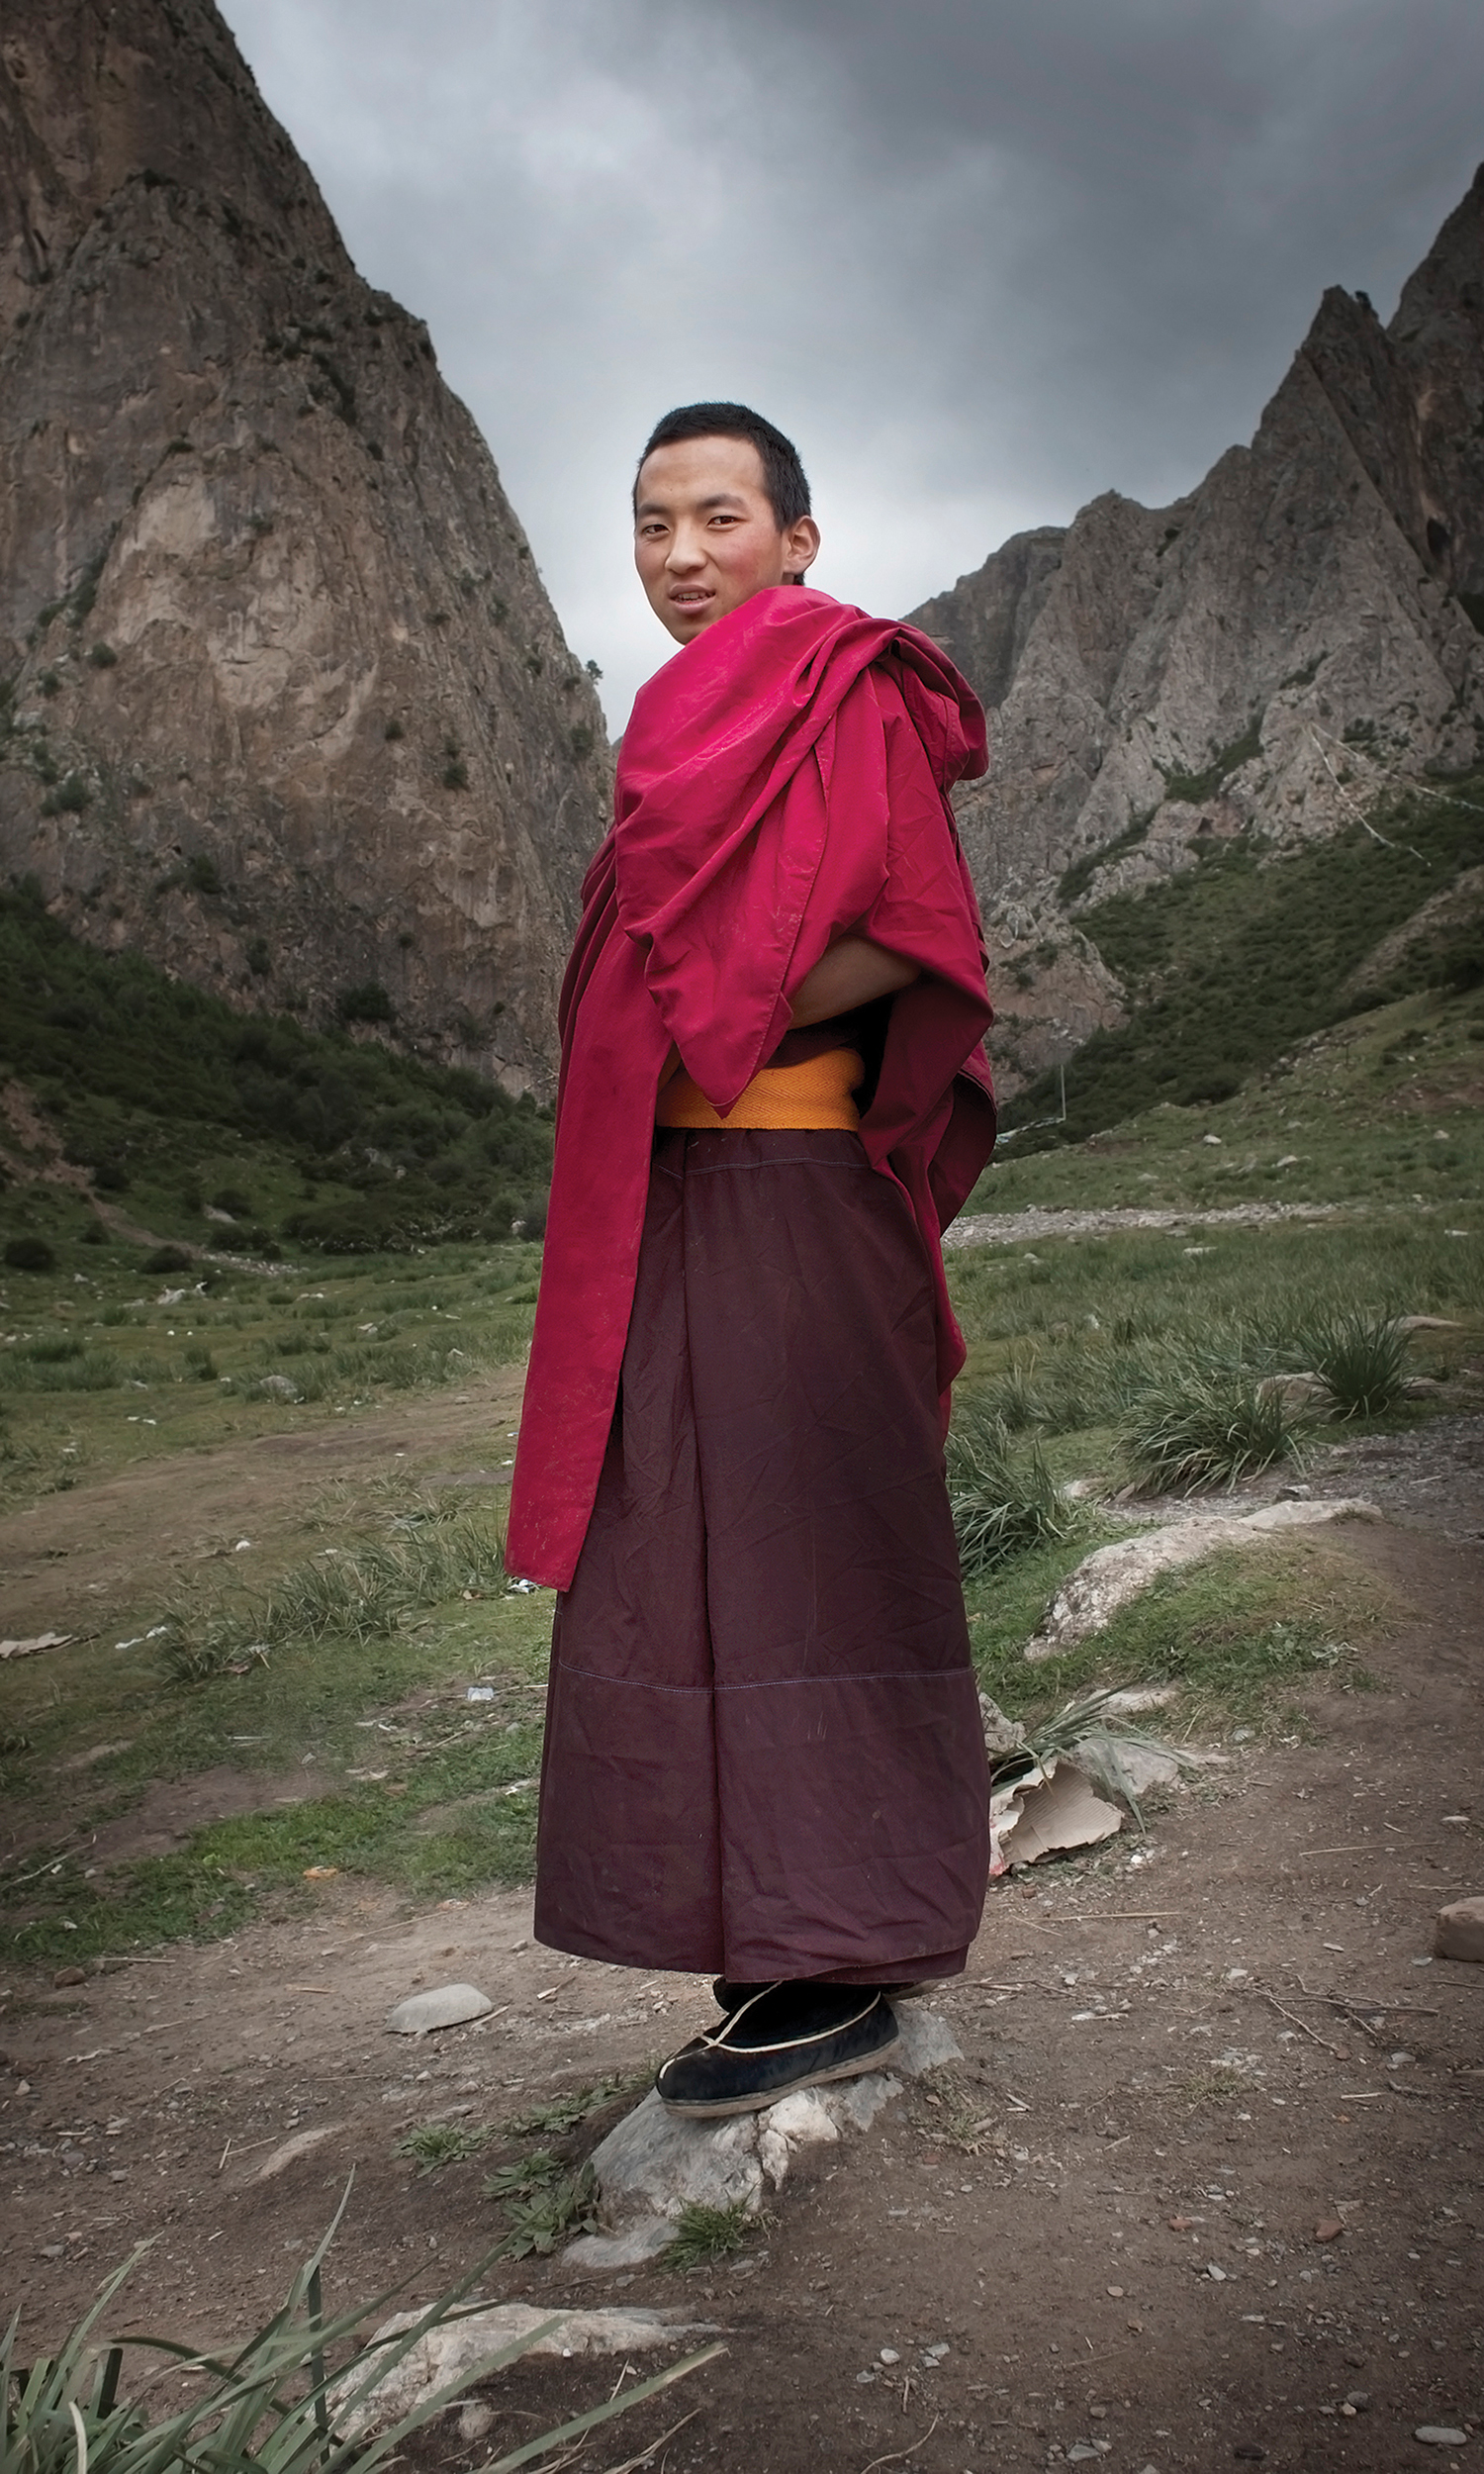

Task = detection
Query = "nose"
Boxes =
[665,523,706,574]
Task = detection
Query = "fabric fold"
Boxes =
[507,585,996,1590]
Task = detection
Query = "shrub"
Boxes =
[335,980,395,1025]
[4,1236,55,1271]
[1290,1308,1410,1418]
[87,640,118,668]
[1120,1344,1314,1491]
[40,773,91,815]
[383,715,405,740]
[947,1401,1081,1576]
[141,1244,193,1274]
[185,852,223,897]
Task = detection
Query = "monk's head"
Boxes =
[633,402,821,644]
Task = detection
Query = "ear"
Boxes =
[783,515,820,582]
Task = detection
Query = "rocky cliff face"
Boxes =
[0,0,609,1094]
[913,170,1484,1090]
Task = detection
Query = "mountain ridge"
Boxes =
[0,0,607,1096]
[911,167,1484,1096]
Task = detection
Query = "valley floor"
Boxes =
[2,1373,1480,2474]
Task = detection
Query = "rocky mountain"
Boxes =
[912,169,1484,1092]
[0,0,608,1096]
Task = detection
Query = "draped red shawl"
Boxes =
[505,585,995,1589]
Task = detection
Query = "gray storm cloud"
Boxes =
[219,0,1484,725]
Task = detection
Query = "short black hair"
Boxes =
[634,401,811,530]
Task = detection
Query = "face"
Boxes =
[633,434,821,643]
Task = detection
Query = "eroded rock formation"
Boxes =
[914,170,1484,1088]
[0,0,608,1093]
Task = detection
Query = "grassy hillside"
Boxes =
[1002,773,1484,1146]
[0,881,553,1260]
[972,979,1484,1217]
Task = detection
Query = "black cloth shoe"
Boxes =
[657,1982,900,2117]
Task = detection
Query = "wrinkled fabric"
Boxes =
[533,1130,992,1979]
[507,586,996,1589]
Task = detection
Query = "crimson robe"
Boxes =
[507,585,995,1591]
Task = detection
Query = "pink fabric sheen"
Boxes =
[506,586,995,1589]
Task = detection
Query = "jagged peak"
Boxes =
[1389,160,1484,344]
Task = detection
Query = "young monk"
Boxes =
[505,402,996,2117]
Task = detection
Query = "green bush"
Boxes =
[335,980,395,1025]
[141,1244,194,1274]
[4,1235,55,1271]
[40,773,90,815]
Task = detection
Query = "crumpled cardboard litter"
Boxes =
[989,1752,1123,1874]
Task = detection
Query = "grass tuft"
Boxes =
[483,2153,600,2257]
[1119,1340,1314,1490]
[1290,1307,1411,1417]
[157,1511,509,1677]
[665,2200,761,2271]
[948,1400,1083,1574]
[0,2194,719,2474]
[396,2121,492,2172]
[503,2072,643,2137]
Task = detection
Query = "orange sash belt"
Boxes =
[657,1046,865,1131]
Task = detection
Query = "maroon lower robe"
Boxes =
[532,1129,991,1982]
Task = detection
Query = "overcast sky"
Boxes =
[220,0,1484,729]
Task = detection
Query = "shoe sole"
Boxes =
[657,2021,903,2119]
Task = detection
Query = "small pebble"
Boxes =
[879,2347,900,2365]
[1414,2431,1468,2449]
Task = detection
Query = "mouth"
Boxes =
[668,588,712,612]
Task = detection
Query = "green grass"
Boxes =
[0,1238,539,1511]
[1003,774,1484,1142]
[503,2073,644,2137]
[482,2153,600,2257]
[665,2201,762,2271]
[1117,1342,1314,1490]
[397,2122,493,2172]
[0,2199,718,2474]
[0,878,552,1259]
[976,980,1484,1216]
[947,1402,1085,1572]
[0,1507,555,1965]
[966,1538,1389,1737]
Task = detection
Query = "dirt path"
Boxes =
[0,1368,526,1644]
[4,1505,1480,2474]
[945,1202,1346,1248]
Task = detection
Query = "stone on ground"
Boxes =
[1024,1498,1380,1659]
[336,2302,718,2437]
[385,1981,494,2034]
[1434,1895,1484,1962]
